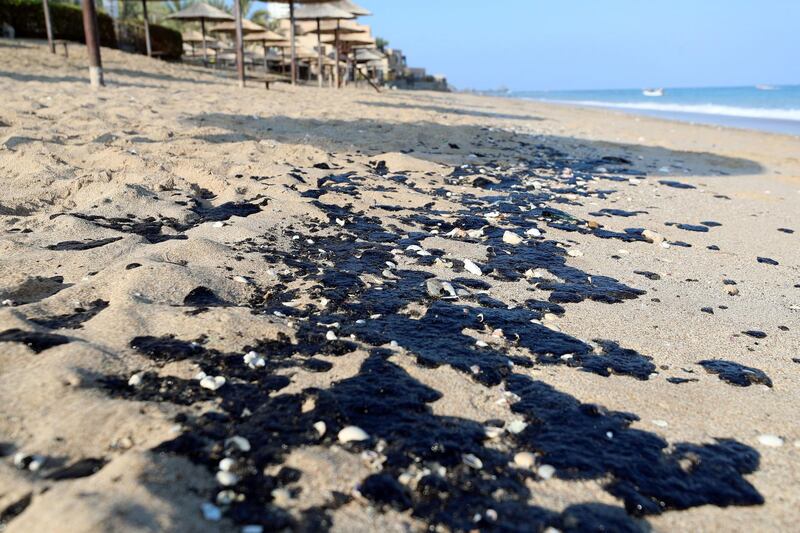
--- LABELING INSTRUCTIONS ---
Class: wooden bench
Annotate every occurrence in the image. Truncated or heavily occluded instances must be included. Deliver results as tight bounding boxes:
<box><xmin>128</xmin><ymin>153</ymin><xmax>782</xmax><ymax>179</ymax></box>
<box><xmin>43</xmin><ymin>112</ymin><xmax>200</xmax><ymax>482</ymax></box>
<box><xmin>53</xmin><ymin>39</ymin><xmax>69</xmax><ymax>57</ymax></box>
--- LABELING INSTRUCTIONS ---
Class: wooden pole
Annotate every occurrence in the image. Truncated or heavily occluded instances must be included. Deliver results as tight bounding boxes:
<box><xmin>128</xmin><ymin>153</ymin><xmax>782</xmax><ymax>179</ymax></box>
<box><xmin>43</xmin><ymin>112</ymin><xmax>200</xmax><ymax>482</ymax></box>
<box><xmin>334</xmin><ymin>20</ymin><xmax>340</xmax><ymax>88</ymax></box>
<box><xmin>289</xmin><ymin>0</ymin><xmax>296</xmax><ymax>85</ymax></box>
<box><xmin>80</xmin><ymin>0</ymin><xmax>104</xmax><ymax>87</ymax></box>
<box><xmin>42</xmin><ymin>0</ymin><xmax>55</xmax><ymax>54</ymax></box>
<box><xmin>233</xmin><ymin>0</ymin><xmax>245</xmax><ymax>87</ymax></box>
<box><xmin>263</xmin><ymin>43</ymin><xmax>268</xmax><ymax>73</ymax></box>
<box><xmin>316</xmin><ymin>18</ymin><xmax>323</xmax><ymax>88</ymax></box>
<box><xmin>281</xmin><ymin>47</ymin><xmax>286</xmax><ymax>75</ymax></box>
<box><xmin>200</xmin><ymin>18</ymin><xmax>208</xmax><ymax>67</ymax></box>
<box><xmin>141</xmin><ymin>0</ymin><xmax>151</xmax><ymax>57</ymax></box>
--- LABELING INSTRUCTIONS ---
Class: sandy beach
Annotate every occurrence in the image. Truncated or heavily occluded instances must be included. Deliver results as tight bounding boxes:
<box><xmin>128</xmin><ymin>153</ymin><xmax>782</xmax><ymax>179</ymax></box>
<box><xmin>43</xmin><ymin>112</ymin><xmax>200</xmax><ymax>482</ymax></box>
<box><xmin>1</xmin><ymin>39</ymin><xmax>799</xmax><ymax>532</ymax></box>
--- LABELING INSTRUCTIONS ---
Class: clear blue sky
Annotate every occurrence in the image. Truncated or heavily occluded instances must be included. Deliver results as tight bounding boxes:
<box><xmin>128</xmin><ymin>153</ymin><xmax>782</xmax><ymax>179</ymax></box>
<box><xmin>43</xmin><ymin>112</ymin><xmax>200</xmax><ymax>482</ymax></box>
<box><xmin>353</xmin><ymin>0</ymin><xmax>800</xmax><ymax>91</ymax></box>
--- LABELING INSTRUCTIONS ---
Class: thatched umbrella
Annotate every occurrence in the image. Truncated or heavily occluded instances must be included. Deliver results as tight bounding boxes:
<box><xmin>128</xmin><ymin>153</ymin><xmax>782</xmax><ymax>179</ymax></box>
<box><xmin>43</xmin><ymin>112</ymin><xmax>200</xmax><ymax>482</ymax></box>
<box><xmin>182</xmin><ymin>30</ymin><xmax>220</xmax><ymax>59</ymax></box>
<box><xmin>298</xmin><ymin>18</ymin><xmax>368</xmax><ymax>88</ymax></box>
<box><xmin>244</xmin><ymin>30</ymin><xmax>287</xmax><ymax>74</ymax></box>
<box><xmin>278</xmin><ymin>3</ymin><xmax>354</xmax><ymax>88</ymax></box>
<box><xmin>210</xmin><ymin>18</ymin><xmax>266</xmax><ymax>35</ymax></box>
<box><xmin>167</xmin><ymin>3</ymin><xmax>233</xmax><ymax>67</ymax></box>
<box><xmin>329</xmin><ymin>0</ymin><xmax>371</xmax><ymax>17</ymax></box>
<box><xmin>267</xmin><ymin>0</ymin><xmax>343</xmax><ymax>86</ymax></box>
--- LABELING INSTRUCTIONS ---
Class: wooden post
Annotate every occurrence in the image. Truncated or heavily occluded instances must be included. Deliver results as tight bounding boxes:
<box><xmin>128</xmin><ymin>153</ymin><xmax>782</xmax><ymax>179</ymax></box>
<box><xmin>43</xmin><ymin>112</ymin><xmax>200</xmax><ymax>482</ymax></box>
<box><xmin>334</xmin><ymin>20</ymin><xmax>340</xmax><ymax>88</ymax></box>
<box><xmin>316</xmin><ymin>18</ymin><xmax>323</xmax><ymax>88</ymax></box>
<box><xmin>289</xmin><ymin>0</ymin><xmax>296</xmax><ymax>85</ymax></box>
<box><xmin>233</xmin><ymin>0</ymin><xmax>245</xmax><ymax>87</ymax></box>
<box><xmin>141</xmin><ymin>0</ymin><xmax>151</xmax><ymax>57</ymax></box>
<box><xmin>263</xmin><ymin>43</ymin><xmax>268</xmax><ymax>73</ymax></box>
<box><xmin>200</xmin><ymin>18</ymin><xmax>208</xmax><ymax>67</ymax></box>
<box><xmin>281</xmin><ymin>47</ymin><xmax>286</xmax><ymax>75</ymax></box>
<box><xmin>42</xmin><ymin>0</ymin><xmax>55</xmax><ymax>54</ymax></box>
<box><xmin>80</xmin><ymin>0</ymin><xmax>104</xmax><ymax>87</ymax></box>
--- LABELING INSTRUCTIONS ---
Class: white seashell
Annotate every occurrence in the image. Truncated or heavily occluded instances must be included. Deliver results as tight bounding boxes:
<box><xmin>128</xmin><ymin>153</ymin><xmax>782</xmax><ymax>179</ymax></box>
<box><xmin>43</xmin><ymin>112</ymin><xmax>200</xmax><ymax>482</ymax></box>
<box><xmin>507</xmin><ymin>420</ymin><xmax>528</xmax><ymax>434</ymax></box>
<box><xmin>314</xmin><ymin>421</ymin><xmax>327</xmax><ymax>437</ymax></box>
<box><xmin>128</xmin><ymin>372</ymin><xmax>144</xmax><ymax>387</ymax></box>
<box><xmin>200</xmin><ymin>376</ymin><xmax>226</xmax><ymax>391</ymax></box>
<box><xmin>502</xmin><ymin>231</ymin><xmax>523</xmax><ymax>245</ymax></box>
<box><xmin>216</xmin><ymin>471</ymin><xmax>239</xmax><ymax>486</ymax></box>
<box><xmin>525</xmin><ymin>228</ymin><xmax>542</xmax><ymax>237</ymax></box>
<box><xmin>463</xmin><ymin>259</ymin><xmax>482</xmax><ymax>276</ymax></box>
<box><xmin>757</xmin><ymin>434</ymin><xmax>784</xmax><ymax>447</ymax></box>
<box><xmin>226</xmin><ymin>436</ymin><xmax>251</xmax><ymax>452</ymax></box>
<box><xmin>537</xmin><ymin>464</ymin><xmax>556</xmax><ymax>479</ymax></box>
<box><xmin>514</xmin><ymin>452</ymin><xmax>537</xmax><ymax>469</ymax></box>
<box><xmin>219</xmin><ymin>458</ymin><xmax>235</xmax><ymax>472</ymax></box>
<box><xmin>338</xmin><ymin>425</ymin><xmax>369</xmax><ymax>443</ymax></box>
<box><xmin>462</xmin><ymin>454</ymin><xmax>483</xmax><ymax>469</ymax></box>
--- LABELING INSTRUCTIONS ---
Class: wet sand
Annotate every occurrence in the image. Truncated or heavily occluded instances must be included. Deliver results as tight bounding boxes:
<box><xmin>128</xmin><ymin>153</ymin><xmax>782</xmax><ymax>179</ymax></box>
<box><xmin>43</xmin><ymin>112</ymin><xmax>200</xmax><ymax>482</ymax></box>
<box><xmin>1</xmin><ymin>39</ymin><xmax>799</xmax><ymax>532</ymax></box>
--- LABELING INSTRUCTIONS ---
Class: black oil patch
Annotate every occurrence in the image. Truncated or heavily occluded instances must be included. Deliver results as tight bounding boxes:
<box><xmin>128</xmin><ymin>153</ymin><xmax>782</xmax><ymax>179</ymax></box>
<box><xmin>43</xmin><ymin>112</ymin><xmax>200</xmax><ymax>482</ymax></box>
<box><xmin>0</xmin><ymin>329</ymin><xmax>70</xmax><ymax>352</ymax></box>
<box><xmin>699</xmin><ymin>360</ymin><xmax>773</xmax><ymax>387</ymax></box>
<box><xmin>46</xmin><ymin>237</ymin><xmax>123</xmax><ymax>251</ymax></box>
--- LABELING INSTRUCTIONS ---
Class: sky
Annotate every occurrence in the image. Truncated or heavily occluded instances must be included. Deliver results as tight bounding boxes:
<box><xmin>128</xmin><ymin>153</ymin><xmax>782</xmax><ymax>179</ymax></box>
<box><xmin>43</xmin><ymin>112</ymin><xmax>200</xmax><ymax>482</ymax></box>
<box><xmin>345</xmin><ymin>0</ymin><xmax>800</xmax><ymax>91</ymax></box>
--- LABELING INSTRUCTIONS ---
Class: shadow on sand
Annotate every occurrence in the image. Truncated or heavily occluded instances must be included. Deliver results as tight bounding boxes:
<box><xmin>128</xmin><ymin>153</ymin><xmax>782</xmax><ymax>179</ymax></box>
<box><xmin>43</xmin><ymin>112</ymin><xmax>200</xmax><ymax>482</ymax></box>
<box><xmin>184</xmin><ymin>113</ymin><xmax>764</xmax><ymax>177</ymax></box>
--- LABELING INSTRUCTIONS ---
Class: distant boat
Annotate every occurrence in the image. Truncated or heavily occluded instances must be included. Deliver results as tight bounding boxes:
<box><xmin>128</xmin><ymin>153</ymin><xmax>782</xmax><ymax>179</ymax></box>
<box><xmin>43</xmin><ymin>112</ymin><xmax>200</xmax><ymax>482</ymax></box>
<box><xmin>643</xmin><ymin>88</ymin><xmax>664</xmax><ymax>97</ymax></box>
<box><xmin>755</xmin><ymin>84</ymin><xmax>777</xmax><ymax>91</ymax></box>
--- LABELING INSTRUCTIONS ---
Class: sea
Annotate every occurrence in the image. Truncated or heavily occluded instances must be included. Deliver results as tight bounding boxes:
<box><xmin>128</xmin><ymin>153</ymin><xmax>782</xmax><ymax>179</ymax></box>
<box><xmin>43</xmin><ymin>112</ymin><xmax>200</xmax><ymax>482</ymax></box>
<box><xmin>512</xmin><ymin>85</ymin><xmax>800</xmax><ymax>136</ymax></box>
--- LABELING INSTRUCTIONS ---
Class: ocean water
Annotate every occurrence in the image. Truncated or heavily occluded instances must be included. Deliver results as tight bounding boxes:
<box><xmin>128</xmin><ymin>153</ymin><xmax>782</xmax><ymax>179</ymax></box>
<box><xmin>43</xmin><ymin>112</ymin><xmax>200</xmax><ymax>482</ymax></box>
<box><xmin>512</xmin><ymin>85</ymin><xmax>800</xmax><ymax>136</ymax></box>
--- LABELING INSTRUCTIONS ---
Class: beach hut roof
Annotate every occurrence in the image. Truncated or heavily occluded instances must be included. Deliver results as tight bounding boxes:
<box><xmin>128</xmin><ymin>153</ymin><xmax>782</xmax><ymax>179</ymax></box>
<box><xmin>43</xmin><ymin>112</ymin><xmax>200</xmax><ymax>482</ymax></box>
<box><xmin>330</xmin><ymin>0</ymin><xmax>372</xmax><ymax>17</ymax></box>
<box><xmin>166</xmin><ymin>2</ymin><xmax>234</xmax><ymax>21</ymax></box>
<box><xmin>243</xmin><ymin>30</ymin><xmax>287</xmax><ymax>43</ymax></box>
<box><xmin>322</xmin><ymin>31</ymin><xmax>374</xmax><ymax>46</ymax></box>
<box><xmin>182</xmin><ymin>30</ymin><xmax>220</xmax><ymax>44</ymax></box>
<box><xmin>277</xmin><ymin>3</ymin><xmax>356</xmax><ymax>21</ymax></box>
<box><xmin>210</xmin><ymin>19</ymin><xmax>266</xmax><ymax>34</ymax></box>
<box><xmin>297</xmin><ymin>19</ymin><xmax>368</xmax><ymax>35</ymax></box>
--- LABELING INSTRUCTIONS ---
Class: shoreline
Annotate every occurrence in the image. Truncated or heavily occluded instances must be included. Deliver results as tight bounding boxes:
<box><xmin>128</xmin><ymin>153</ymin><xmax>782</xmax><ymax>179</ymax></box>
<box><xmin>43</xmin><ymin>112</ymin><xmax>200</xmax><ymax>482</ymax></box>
<box><xmin>1</xmin><ymin>40</ymin><xmax>799</xmax><ymax>532</ymax></box>
<box><xmin>510</xmin><ymin>94</ymin><xmax>800</xmax><ymax>137</ymax></box>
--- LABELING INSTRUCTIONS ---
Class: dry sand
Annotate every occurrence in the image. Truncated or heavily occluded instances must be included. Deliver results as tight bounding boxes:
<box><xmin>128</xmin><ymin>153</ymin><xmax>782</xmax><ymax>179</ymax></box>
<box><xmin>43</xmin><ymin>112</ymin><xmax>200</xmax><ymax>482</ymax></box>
<box><xmin>1</xmin><ymin>39</ymin><xmax>799</xmax><ymax>532</ymax></box>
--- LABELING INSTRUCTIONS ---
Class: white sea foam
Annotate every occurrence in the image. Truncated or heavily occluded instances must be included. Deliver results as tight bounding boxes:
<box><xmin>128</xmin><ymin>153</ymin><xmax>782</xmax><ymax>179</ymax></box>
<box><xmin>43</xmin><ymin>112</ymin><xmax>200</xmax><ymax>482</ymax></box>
<box><xmin>543</xmin><ymin>100</ymin><xmax>800</xmax><ymax>122</ymax></box>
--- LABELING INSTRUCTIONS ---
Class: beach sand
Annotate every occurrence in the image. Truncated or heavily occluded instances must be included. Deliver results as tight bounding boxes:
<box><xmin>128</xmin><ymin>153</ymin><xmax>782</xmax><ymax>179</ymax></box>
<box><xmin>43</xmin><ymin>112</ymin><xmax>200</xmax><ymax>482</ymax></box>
<box><xmin>1</xmin><ymin>39</ymin><xmax>798</xmax><ymax>532</ymax></box>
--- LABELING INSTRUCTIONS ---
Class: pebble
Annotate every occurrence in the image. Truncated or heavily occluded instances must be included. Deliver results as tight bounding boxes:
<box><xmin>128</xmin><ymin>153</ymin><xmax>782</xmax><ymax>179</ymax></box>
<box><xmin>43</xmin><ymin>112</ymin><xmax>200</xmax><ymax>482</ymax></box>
<box><xmin>537</xmin><ymin>464</ymin><xmax>556</xmax><ymax>479</ymax></box>
<box><xmin>652</xmin><ymin>419</ymin><xmax>669</xmax><ymax>428</ymax></box>
<box><xmin>216</xmin><ymin>470</ymin><xmax>239</xmax><ymax>486</ymax></box>
<box><xmin>514</xmin><ymin>452</ymin><xmax>537</xmax><ymax>469</ymax></box>
<box><xmin>326</xmin><ymin>330</ymin><xmax>338</xmax><ymax>341</ymax></box>
<box><xmin>243</xmin><ymin>351</ymin><xmax>266</xmax><ymax>369</ymax></box>
<box><xmin>127</xmin><ymin>372</ymin><xmax>144</xmax><ymax>387</ymax></box>
<box><xmin>338</xmin><ymin>425</ymin><xmax>369</xmax><ymax>443</ymax></box>
<box><xmin>757</xmin><ymin>434</ymin><xmax>784</xmax><ymax>447</ymax></box>
<box><xmin>201</xmin><ymin>502</ymin><xmax>222</xmax><ymax>521</ymax></box>
<box><xmin>463</xmin><ymin>259</ymin><xmax>483</xmax><ymax>276</ymax></box>
<box><xmin>314</xmin><ymin>421</ymin><xmax>327</xmax><ymax>437</ymax></box>
<box><xmin>200</xmin><ymin>375</ymin><xmax>226</xmax><ymax>391</ymax></box>
<box><xmin>462</xmin><ymin>453</ymin><xmax>483</xmax><ymax>469</ymax></box>
<box><xmin>212</xmin><ymin>221</ymin><xmax>224</xmax><ymax>228</ymax></box>
<box><xmin>502</xmin><ymin>231</ymin><xmax>523</xmax><ymax>245</ymax></box>
<box><xmin>219</xmin><ymin>458</ymin><xmax>235</xmax><ymax>472</ymax></box>
<box><xmin>525</xmin><ymin>227</ymin><xmax>542</xmax><ymax>237</ymax></box>
<box><xmin>233</xmin><ymin>276</ymin><xmax>249</xmax><ymax>284</ymax></box>
<box><xmin>642</xmin><ymin>229</ymin><xmax>664</xmax><ymax>244</ymax></box>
